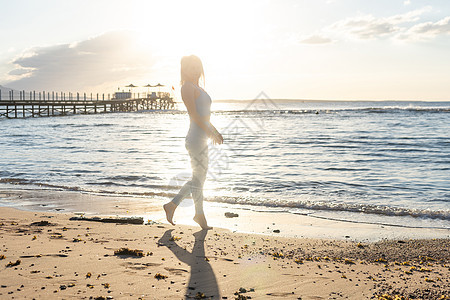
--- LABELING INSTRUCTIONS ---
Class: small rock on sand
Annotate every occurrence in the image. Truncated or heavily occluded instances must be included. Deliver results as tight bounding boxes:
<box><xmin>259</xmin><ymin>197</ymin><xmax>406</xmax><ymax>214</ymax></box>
<box><xmin>225</xmin><ymin>212</ymin><xmax>239</xmax><ymax>218</ymax></box>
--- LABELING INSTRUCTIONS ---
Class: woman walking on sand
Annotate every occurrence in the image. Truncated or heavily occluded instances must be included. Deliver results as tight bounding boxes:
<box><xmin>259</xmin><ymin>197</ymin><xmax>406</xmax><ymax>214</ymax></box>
<box><xmin>164</xmin><ymin>55</ymin><xmax>223</xmax><ymax>230</ymax></box>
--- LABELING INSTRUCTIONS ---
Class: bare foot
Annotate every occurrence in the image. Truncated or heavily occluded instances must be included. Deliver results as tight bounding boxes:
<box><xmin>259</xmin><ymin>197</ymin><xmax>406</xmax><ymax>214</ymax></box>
<box><xmin>163</xmin><ymin>202</ymin><xmax>176</xmax><ymax>226</ymax></box>
<box><xmin>193</xmin><ymin>214</ymin><xmax>213</xmax><ymax>230</ymax></box>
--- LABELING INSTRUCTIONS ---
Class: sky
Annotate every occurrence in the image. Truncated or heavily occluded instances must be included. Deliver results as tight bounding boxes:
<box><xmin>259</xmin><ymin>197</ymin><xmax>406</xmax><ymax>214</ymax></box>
<box><xmin>0</xmin><ymin>0</ymin><xmax>449</xmax><ymax>101</ymax></box>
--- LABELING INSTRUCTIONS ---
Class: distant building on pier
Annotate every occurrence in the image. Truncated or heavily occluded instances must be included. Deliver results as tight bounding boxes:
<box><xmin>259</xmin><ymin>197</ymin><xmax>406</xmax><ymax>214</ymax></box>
<box><xmin>113</xmin><ymin>92</ymin><xmax>132</xmax><ymax>99</ymax></box>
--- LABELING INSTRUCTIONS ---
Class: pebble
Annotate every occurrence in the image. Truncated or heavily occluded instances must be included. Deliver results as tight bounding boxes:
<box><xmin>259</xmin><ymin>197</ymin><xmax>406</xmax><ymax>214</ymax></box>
<box><xmin>224</xmin><ymin>212</ymin><xmax>239</xmax><ymax>218</ymax></box>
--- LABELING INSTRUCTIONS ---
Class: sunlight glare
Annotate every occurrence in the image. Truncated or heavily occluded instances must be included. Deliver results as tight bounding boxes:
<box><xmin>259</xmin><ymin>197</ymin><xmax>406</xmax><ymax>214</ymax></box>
<box><xmin>130</xmin><ymin>0</ymin><xmax>266</xmax><ymax>84</ymax></box>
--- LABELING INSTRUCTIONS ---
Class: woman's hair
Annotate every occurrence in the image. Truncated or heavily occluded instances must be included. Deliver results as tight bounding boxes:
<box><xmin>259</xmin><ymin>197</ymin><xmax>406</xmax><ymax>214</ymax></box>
<box><xmin>180</xmin><ymin>55</ymin><xmax>205</xmax><ymax>86</ymax></box>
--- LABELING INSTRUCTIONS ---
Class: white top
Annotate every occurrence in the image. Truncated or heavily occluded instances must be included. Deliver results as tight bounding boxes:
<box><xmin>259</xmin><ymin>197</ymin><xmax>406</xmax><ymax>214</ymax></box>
<box><xmin>186</xmin><ymin>86</ymin><xmax>211</xmax><ymax>146</ymax></box>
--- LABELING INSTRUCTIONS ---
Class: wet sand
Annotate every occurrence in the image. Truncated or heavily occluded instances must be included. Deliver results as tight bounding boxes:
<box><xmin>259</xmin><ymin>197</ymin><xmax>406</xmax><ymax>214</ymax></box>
<box><xmin>1</xmin><ymin>187</ymin><xmax>449</xmax><ymax>242</ymax></box>
<box><xmin>0</xmin><ymin>206</ymin><xmax>449</xmax><ymax>299</ymax></box>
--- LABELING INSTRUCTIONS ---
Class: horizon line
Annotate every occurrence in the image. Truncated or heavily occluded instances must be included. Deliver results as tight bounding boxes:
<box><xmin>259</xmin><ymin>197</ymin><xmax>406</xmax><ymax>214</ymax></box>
<box><xmin>1</xmin><ymin>86</ymin><xmax>448</xmax><ymax>103</ymax></box>
<box><xmin>191</xmin><ymin>98</ymin><xmax>450</xmax><ymax>103</ymax></box>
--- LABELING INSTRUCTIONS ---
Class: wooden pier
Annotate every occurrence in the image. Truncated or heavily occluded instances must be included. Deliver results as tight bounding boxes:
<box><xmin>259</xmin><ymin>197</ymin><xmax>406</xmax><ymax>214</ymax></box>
<box><xmin>0</xmin><ymin>89</ymin><xmax>175</xmax><ymax>119</ymax></box>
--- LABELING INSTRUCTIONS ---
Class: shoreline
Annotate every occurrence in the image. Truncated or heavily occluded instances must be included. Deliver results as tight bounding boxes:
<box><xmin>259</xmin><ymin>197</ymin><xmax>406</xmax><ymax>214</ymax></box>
<box><xmin>0</xmin><ymin>206</ymin><xmax>449</xmax><ymax>299</ymax></box>
<box><xmin>1</xmin><ymin>186</ymin><xmax>449</xmax><ymax>242</ymax></box>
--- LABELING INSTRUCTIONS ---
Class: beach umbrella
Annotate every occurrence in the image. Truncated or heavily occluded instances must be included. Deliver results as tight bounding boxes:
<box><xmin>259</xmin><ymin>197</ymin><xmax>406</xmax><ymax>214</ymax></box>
<box><xmin>143</xmin><ymin>84</ymin><xmax>153</xmax><ymax>96</ymax></box>
<box><xmin>125</xmin><ymin>84</ymin><xmax>137</xmax><ymax>97</ymax></box>
<box><xmin>155</xmin><ymin>83</ymin><xmax>164</xmax><ymax>94</ymax></box>
<box><xmin>125</xmin><ymin>84</ymin><xmax>137</xmax><ymax>88</ymax></box>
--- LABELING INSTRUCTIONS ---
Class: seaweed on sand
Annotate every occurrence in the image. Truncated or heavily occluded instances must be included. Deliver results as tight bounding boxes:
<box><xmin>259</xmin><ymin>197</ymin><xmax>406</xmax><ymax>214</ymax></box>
<box><xmin>114</xmin><ymin>248</ymin><xmax>144</xmax><ymax>257</ymax></box>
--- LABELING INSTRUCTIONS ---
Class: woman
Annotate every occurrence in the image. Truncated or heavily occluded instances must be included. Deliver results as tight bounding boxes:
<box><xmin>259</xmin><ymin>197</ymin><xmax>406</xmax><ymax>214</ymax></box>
<box><xmin>164</xmin><ymin>55</ymin><xmax>223</xmax><ymax>230</ymax></box>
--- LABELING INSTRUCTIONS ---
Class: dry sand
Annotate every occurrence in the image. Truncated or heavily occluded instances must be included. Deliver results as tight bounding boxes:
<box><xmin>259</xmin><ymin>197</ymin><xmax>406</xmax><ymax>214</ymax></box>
<box><xmin>0</xmin><ymin>207</ymin><xmax>449</xmax><ymax>299</ymax></box>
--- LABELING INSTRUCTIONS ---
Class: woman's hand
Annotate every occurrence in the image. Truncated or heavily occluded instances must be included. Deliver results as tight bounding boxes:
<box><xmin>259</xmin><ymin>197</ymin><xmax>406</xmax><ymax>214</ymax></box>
<box><xmin>212</xmin><ymin>131</ymin><xmax>224</xmax><ymax>145</ymax></box>
<box><xmin>210</xmin><ymin>127</ymin><xmax>223</xmax><ymax>145</ymax></box>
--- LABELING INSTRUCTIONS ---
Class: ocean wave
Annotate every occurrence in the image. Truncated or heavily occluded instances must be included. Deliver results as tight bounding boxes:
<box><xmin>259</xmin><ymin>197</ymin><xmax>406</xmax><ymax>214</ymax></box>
<box><xmin>207</xmin><ymin>195</ymin><xmax>450</xmax><ymax>222</ymax></box>
<box><xmin>0</xmin><ymin>178</ymin><xmax>175</xmax><ymax>198</ymax></box>
<box><xmin>1</xmin><ymin>177</ymin><xmax>448</xmax><ymax>222</ymax></box>
<box><xmin>213</xmin><ymin>106</ymin><xmax>450</xmax><ymax>115</ymax></box>
<box><xmin>100</xmin><ymin>175</ymin><xmax>163</xmax><ymax>182</ymax></box>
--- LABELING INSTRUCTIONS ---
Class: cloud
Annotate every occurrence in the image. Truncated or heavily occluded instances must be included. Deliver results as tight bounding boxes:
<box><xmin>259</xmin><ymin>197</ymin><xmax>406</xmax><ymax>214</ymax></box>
<box><xmin>8</xmin><ymin>68</ymin><xmax>33</xmax><ymax>76</ymax></box>
<box><xmin>337</xmin><ymin>17</ymin><xmax>397</xmax><ymax>39</ymax></box>
<box><xmin>398</xmin><ymin>16</ymin><xmax>450</xmax><ymax>40</ymax></box>
<box><xmin>404</xmin><ymin>0</ymin><xmax>411</xmax><ymax>6</ymax></box>
<box><xmin>331</xmin><ymin>6</ymin><xmax>432</xmax><ymax>39</ymax></box>
<box><xmin>3</xmin><ymin>31</ymin><xmax>154</xmax><ymax>91</ymax></box>
<box><xmin>299</xmin><ymin>35</ymin><xmax>333</xmax><ymax>44</ymax></box>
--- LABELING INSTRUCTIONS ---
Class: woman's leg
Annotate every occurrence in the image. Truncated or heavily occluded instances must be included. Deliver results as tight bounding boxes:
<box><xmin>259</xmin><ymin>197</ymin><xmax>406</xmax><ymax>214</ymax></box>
<box><xmin>168</xmin><ymin>142</ymin><xmax>208</xmax><ymax>208</ymax></box>
<box><xmin>164</xmin><ymin>142</ymin><xmax>209</xmax><ymax>227</ymax></box>
<box><xmin>164</xmin><ymin>179</ymin><xmax>192</xmax><ymax>225</ymax></box>
<box><xmin>189</xmin><ymin>144</ymin><xmax>212</xmax><ymax>229</ymax></box>
<box><xmin>171</xmin><ymin>180</ymin><xmax>192</xmax><ymax>206</ymax></box>
<box><xmin>189</xmin><ymin>145</ymin><xmax>208</xmax><ymax>215</ymax></box>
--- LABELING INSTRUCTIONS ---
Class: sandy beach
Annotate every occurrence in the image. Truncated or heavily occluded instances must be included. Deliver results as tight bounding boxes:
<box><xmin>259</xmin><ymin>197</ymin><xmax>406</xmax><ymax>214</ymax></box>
<box><xmin>2</xmin><ymin>1</ymin><xmax>450</xmax><ymax>299</ymax></box>
<box><xmin>1</xmin><ymin>204</ymin><xmax>449</xmax><ymax>299</ymax></box>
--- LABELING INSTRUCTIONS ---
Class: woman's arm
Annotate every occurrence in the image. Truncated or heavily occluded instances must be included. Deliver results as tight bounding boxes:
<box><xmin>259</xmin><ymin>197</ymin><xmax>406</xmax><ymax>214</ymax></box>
<box><xmin>181</xmin><ymin>84</ymin><xmax>223</xmax><ymax>145</ymax></box>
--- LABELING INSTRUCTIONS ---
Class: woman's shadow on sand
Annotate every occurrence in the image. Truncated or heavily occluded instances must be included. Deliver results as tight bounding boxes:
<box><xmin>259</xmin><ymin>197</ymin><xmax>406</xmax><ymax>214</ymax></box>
<box><xmin>158</xmin><ymin>229</ymin><xmax>220</xmax><ymax>299</ymax></box>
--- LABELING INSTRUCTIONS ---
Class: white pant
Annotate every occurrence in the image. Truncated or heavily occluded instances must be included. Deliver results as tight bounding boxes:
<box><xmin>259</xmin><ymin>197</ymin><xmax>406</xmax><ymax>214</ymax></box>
<box><xmin>171</xmin><ymin>141</ymin><xmax>208</xmax><ymax>215</ymax></box>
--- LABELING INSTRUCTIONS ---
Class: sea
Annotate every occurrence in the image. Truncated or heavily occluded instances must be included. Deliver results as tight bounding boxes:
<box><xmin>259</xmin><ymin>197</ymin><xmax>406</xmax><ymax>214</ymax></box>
<box><xmin>1</xmin><ymin>98</ymin><xmax>449</xmax><ymax>230</ymax></box>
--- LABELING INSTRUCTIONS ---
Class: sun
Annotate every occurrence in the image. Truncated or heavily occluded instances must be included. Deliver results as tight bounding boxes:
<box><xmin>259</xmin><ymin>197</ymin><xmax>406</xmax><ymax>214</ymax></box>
<box><xmin>130</xmin><ymin>0</ymin><xmax>262</xmax><ymax>71</ymax></box>
<box><xmin>124</xmin><ymin>0</ymin><xmax>270</xmax><ymax>101</ymax></box>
